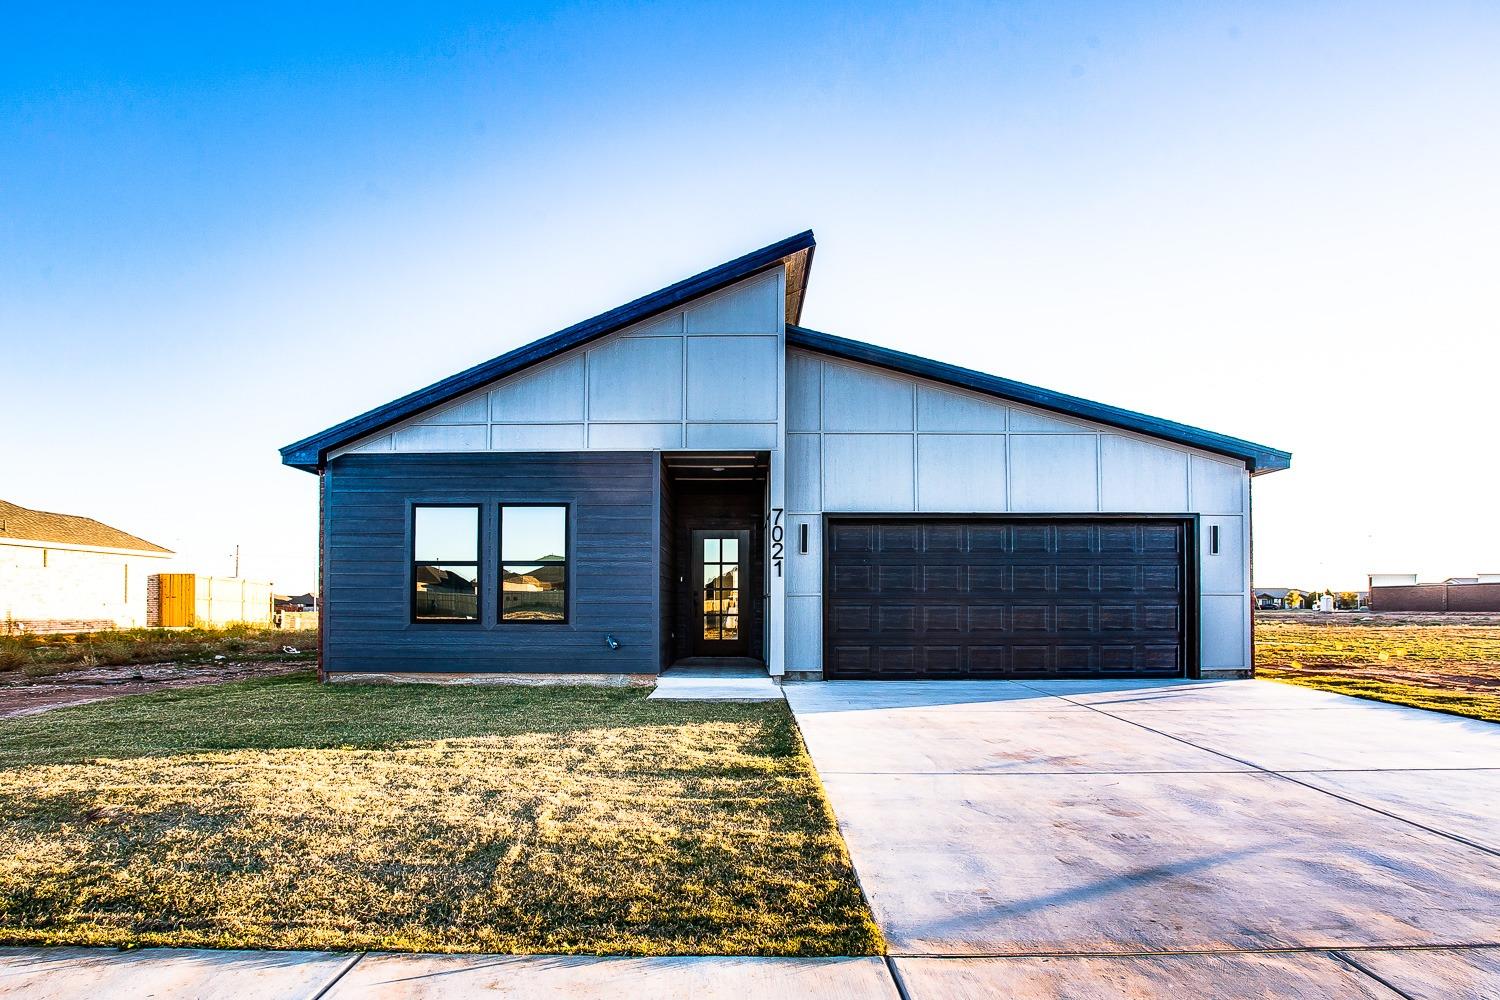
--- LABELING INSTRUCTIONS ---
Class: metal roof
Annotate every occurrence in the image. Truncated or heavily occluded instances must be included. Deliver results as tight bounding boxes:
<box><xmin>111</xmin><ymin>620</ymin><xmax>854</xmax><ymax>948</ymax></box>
<box><xmin>787</xmin><ymin>325</ymin><xmax>1291</xmax><ymax>474</ymax></box>
<box><xmin>280</xmin><ymin>231</ymin><xmax>817</xmax><ymax>470</ymax></box>
<box><xmin>281</xmin><ymin>229</ymin><xmax>1290</xmax><ymax>475</ymax></box>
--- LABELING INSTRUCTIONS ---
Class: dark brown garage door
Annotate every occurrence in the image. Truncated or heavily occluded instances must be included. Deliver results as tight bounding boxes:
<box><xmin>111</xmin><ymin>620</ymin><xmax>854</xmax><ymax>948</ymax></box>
<box><xmin>824</xmin><ymin>518</ymin><xmax>1193</xmax><ymax>679</ymax></box>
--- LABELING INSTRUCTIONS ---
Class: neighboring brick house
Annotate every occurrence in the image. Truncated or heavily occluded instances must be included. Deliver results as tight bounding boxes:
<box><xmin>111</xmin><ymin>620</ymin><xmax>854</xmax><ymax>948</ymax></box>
<box><xmin>0</xmin><ymin>499</ymin><xmax>174</xmax><ymax>633</ymax></box>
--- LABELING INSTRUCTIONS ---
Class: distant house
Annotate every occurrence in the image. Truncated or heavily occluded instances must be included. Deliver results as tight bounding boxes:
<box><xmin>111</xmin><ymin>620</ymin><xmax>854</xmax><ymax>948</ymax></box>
<box><xmin>275</xmin><ymin>593</ymin><xmax>318</xmax><ymax>612</ymax></box>
<box><xmin>0</xmin><ymin>499</ymin><xmax>173</xmax><ymax>633</ymax></box>
<box><xmin>1254</xmin><ymin>588</ymin><xmax>1292</xmax><ymax>610</ymax></box>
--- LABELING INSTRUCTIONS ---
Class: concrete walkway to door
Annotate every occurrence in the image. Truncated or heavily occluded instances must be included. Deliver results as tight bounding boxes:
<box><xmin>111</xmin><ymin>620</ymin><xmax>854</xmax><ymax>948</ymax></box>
<box><xmin>785</xmin><ymin>678</ymin><xmax>1500</xmax><ymax>998</ymax></box>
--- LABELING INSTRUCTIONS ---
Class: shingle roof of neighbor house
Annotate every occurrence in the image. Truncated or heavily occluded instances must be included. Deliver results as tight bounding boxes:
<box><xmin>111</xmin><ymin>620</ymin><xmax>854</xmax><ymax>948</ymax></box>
<box><xmin>0</xmin><ymin>499</ymin><xmax>173</xmax><ymax>554</ymax></box>
<box><xmin>281</xmin><ymin>230</ymin><xmax>1291</xmax><ymax>474</ymax></box>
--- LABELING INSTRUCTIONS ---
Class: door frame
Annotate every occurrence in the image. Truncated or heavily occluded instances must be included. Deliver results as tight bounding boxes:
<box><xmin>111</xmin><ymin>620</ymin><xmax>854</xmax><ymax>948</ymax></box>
<box><xmin>821</xmin><ymin>513</ymin><xmax>1201</xmax><ymax>680</ymax></box>
<box><xmin>690</xmin><ymin>528</ymin><xmax>752</xmax><ymax>657</ymax></box>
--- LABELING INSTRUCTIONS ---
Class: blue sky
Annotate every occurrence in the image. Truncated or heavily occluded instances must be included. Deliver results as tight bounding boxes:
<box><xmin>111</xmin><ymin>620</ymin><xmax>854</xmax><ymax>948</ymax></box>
<box><xmin>4</xmin><ymin>2</ymin><xmax>1497</xmax><ymax>592</ymax></box>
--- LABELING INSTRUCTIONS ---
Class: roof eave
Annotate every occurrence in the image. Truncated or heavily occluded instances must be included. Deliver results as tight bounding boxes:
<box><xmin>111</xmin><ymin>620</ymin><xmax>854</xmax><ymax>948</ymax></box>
<box><xmin>280</xmin><ymin>230</ymin><xmax>817</xmax><ymax>472</ymax></box>
<box><xmin>787</xmin><ymin>325</ymin><xmax>1292</xmax><ymax>475</ymax></box>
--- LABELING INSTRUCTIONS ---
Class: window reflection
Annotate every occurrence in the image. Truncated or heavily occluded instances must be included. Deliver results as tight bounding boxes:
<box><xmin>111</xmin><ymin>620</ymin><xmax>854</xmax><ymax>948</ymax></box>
<box><xmin>414</xmin><ymin>564</ymin><xmax>480</xmax><ymax>621</ymax></box>
<box><xmin>702</xmin><ymin>538</ymin><xmax>740</xmax><ymax>641</ymax></box>
<box><xmin>502</xmin><ymin>506</ymin><xmax>568</xmax><ymax>622</ymax></box>
<box><xmin>412</xmin><ymin>505</ymin><xmax>481</xmax><ymax>623</ymax></box>
<box><xmin>502</xmin><ymin>563</ymin><xmax>566</xmax><ymax>621</ymax></box>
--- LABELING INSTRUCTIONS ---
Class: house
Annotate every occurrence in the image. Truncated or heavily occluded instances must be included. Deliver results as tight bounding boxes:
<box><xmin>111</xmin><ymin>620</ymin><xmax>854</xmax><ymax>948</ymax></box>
<box><xmin>1254</xmin><ymin>588</ymin><xmax>1292</xmax><ymax>610</ymax></box>
<box><xmin>281</xmin><ymin>231</ymin><xmax>1291</xmax><ymax>682</ymax></box>
<box><xmin>275</xmin><ymin>593</ymin><xmax>318</xmax><ymax>612</ymax></box>
<box><xmin>0</xmin><ymin>498</ymin><xmax>174</xmax><ymax>633</ymax></box>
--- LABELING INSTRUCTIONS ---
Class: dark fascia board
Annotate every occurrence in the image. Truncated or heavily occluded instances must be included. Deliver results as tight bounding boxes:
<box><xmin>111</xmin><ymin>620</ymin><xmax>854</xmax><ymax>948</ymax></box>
<box><xmin>280</xmin><ymin>230</ymin><xmax>817</xmax><ymax>471</ymax></box>
<box><xmin>787</xmin><ymin>325</ymin><xmax>1292</xmax><ymax>474</ymax></box>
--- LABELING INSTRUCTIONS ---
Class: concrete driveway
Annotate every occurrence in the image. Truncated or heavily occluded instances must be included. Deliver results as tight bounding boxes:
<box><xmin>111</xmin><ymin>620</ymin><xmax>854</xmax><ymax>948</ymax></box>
<box><xmin>785</xmin><ymin>678</ymin><xmax>1500</xmax><ymax>998</ymax></box>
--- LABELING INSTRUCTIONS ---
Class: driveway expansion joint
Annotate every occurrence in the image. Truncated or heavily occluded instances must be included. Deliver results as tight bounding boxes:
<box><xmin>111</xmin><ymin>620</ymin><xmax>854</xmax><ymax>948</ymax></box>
<box><xmin>883</xmin><ymin>955</ymin><xmax>915</xmax><ymax>1000</ymax></box>
<box><xmin>306</xmin><ymin>951</ymin><xmax>364</xmax><ymax>1000</ymax></box>
<box><xmin>1046</xmin><ymin>689</ymin><xmax>1500</xmax><ymax>859</ymax></box>
<box><xmin>1332</xmin><ymin>951</ymin><xmax>1419</xmax><ymax>1000</ymax></box>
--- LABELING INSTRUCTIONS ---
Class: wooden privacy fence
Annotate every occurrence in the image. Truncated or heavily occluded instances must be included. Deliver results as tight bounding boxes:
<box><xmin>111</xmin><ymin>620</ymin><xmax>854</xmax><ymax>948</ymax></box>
<box><xmin>148</xmin><ymin>574</ymin><xmax>274</xmax><ymax>627</ymax></box>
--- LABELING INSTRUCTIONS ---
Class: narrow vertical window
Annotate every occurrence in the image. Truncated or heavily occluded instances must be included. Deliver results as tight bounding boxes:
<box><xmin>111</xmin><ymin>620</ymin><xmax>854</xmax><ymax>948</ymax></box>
<box><xmin>412</xmin><ymin>505</ymin><xmax>481</xmax><ymax>622</ymax></box>
<box><xmin>123</xmin><ymin>563</ymin><xmax>129</xmax><ymax>602</ymax></box>
<box><xmin>501</xmin><ymin>505</ymin><xmax>567</xmax><ymax>623</ymax></box>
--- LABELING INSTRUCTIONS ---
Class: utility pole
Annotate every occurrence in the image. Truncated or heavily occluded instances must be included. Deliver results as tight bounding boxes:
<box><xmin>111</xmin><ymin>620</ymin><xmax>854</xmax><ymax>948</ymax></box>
<box><xmin>233</xmin><ymin>544</ymin><xmax>240</xmax><ymax>578</ymax></box>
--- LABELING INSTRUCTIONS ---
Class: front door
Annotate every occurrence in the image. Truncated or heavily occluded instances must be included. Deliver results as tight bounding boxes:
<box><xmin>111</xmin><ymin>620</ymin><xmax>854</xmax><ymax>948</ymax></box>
<box><xmin>692</xmin><ymin>529</ymin><xmax>750</xmax><ymax>656</ymax></box>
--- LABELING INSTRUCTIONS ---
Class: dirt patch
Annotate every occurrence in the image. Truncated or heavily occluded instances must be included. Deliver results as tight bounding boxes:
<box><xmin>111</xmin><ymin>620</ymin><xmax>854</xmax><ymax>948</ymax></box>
<box><xmin>1255</xmin><ymin>614</ymin><xmax>1500</xmax><ymax>721</ymax></box>
<box><xmin>0</xmin><ymin>661</ymin><xmax>307</xmax><ymax>719</ymax></box>
<box><xmin>1257</xmin><ymin>610</ymin><xmax>1500</xmax><ymax>627</ymax></box>
<box><xmin>1274</xmin><ymin>661</ymin><xmax>1500</xmax><ymax>694</ymax></box>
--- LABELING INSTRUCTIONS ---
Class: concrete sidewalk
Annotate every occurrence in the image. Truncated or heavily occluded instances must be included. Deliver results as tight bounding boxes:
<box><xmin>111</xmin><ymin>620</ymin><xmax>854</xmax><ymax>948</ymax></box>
<box><xmin>0</xmin><ymin>949</ymin><xmax>895</xmax><ymax>999</ymax></box>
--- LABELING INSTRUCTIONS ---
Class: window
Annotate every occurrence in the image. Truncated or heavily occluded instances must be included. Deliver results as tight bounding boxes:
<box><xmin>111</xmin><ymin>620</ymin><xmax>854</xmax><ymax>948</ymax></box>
<box><xmin>412</xmin><ymin>505</ymin><xmax>480</xmax><ymax>622</ymax></box>
<box><xmin>501</xmin><ymin>505</ymin><xmax>567</xmax><ymax>622</ymax></box>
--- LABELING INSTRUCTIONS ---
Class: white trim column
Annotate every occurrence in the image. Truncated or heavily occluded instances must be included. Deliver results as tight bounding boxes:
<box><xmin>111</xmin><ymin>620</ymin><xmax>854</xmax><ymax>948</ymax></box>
<box><xmin>766</xmin><ymin>446</ymin><xmax>786</xmax><ymax>677</ymax></box>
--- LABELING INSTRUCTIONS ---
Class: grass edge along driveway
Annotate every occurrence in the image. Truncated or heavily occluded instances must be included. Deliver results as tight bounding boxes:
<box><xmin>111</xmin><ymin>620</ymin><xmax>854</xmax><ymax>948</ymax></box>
<box><xmin>0</xmin><ymin>673</ymin><xmax>882</xmax><ymax>957</ymax></box>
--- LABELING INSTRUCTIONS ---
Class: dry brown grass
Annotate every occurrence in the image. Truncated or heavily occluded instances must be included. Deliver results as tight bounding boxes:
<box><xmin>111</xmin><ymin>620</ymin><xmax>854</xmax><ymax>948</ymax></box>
<box><xmin>0</xmin><ymin>674</ymin><xmax>880</xmax><ymax>956</ymax></box>
<box><xmin>1256</xmin><ymin>615</ymin><xmax>1500</xmax><ymax>722</ymax></box>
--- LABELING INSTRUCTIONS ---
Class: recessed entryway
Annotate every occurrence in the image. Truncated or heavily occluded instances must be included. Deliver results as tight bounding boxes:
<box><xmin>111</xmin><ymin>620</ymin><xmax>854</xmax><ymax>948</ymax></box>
<box><xmin>660</xmin><ymin>452</ymin><xmax>768</xmax><ymax>670</ymax></box>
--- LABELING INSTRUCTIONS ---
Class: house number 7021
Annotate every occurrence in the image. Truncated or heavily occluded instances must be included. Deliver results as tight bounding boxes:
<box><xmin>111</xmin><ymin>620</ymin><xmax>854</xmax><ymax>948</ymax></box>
<box><xmin>769</xmin><ymin>508</ymin><xmax>784</xmax><ymax>578</ymax></box>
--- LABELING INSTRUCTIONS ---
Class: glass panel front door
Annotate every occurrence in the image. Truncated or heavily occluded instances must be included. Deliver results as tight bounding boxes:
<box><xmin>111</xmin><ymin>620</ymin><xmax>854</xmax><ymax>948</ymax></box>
<box><xmin>702</xmin><ymin>535</ymin><xmax>740</xmax><ymax>641</ymax></box>
<box><xmin>692</xmin><ymin>529</ymin><xmax>751</xmax><ymax>655</ymax></box>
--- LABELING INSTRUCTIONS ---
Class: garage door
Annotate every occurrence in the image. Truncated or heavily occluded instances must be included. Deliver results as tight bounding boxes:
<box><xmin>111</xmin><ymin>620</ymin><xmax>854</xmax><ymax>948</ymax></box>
<box><xmin>824</xmin><ymin>518</ymin><xmax>1191</xmax><ymax>679</ymax></box>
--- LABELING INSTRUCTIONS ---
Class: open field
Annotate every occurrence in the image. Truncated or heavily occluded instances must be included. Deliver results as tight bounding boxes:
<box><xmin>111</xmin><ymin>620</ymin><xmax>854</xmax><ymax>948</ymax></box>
<box><xmin>0</xmin><ymin>674</ymin><xmax>880</xmax><ymax>956</ymax></box>
<box><xmin>1256</xmin><ymin>611</ymin><xmax>1500</xmax><ymax>722</ymax></box>
<box><xmin>0</xmin><ymin>626</ymin><xmax>318</xmax><ymax>719</ymax></box>
<box><xmin>0</xmin><ymin>625</ymin><xmax>316</xmax><ymax>677</ymax></box>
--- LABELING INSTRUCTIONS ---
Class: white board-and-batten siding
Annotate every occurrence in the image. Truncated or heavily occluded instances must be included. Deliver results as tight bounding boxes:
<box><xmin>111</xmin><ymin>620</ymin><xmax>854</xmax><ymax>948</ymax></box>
<box><xmin>331</xmin><ymin>269</ymin><xmax>787</xmax><ymax>458</ymax></box>
<box><xmin>781</xmin><ymin>349</ymin><xmax>1254</xmax><ymax>673</ymax></box>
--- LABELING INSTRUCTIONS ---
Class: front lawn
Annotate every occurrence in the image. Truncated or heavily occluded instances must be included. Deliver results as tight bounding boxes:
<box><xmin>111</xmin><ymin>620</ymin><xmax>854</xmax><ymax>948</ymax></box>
<box><xmin>0</xmin><ymin>674</ymin><xmax>880</xmax><ymax>956</ymax></box>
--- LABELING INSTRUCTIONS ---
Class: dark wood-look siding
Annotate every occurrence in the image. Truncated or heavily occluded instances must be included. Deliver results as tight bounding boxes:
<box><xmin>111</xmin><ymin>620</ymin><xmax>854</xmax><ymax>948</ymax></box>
<box><xmin>658</xmin><ymin>461</ymin><xmax>677</xmax><ymax>669</ymax></box>
<box><xmin>325</xmin><ymin>452</ymin><xmax>658</xmax><ymax>675</ymax></box>
<box><xmin>670</xmin><ymin>485</ymin><xmax>764</xmax><ymax>663</ymax></box>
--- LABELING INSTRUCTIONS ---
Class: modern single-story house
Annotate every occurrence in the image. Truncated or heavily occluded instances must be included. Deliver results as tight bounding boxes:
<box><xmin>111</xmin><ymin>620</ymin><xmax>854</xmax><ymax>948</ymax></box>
<box><xmin>281</xmin><ymin>231</ymin><xmax>1291</xmax><ymax>682</ymax></box>
<box><xmin>0</xmin><ymin>499</ymin><xmax>174</xmax><ymax>633</ymax></box>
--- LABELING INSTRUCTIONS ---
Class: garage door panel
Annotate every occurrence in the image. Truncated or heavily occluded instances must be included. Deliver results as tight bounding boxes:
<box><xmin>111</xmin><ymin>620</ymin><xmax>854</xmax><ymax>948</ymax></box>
<box><xmin>831</xmin><ymin>563</ymin><xmax>871</xmax><ymax>593</ymax></box>
<box><xmin>924</xmin><ymin>565</ymin><xmax>963</xmax><ymax>591</ymax></box>
<box><xmin>825</xmin><ymin>517</ymin><xmax>1190</xmax><ymax>680</ymax></box>
<box><xmin>922</xmin><ymin>524</ymin><xmax>964</xmax><ymax>552</ymax></box>
<box><xmin>969</xmin><ymin>566</ymin><xmax>1011</xmax><ymax>593</ymax></box>
<box><xmin>1057</xmin><ymin>566</ymin><xmax>1095</xmax><ymax>591</ymax></box>
<box><xmin>879</xmin><ymin>565</ymin><xmax>918</xmax><ymax>592</ymax></box>
<box><xmin>833</xmin><ymin>605</ymin><xmax>872</xmax><ymax>632</ymax></box>
<box><xmin>924</xmin><ymin>606</ymin><xmax>962</xmax><ymax>632</ymax></box>
<box><xmin>968</xmin><ymin>525</ymin><xmax>1009</xmax><ymax>551</ymax></box>
<box><xmin>1144</xmin><ymin>565</ymin><xmax>1180</xmax><ymax>590</ymax></box>
<box><xmin>879</xmin><ymin>606</ymin><xmax>916</xmax><ymax>632</ymax></box>
<box><xmin>1056</xmin><ymin>605</ymin><xmax>1096</xmax><ymax>631</ymax></box>
<box><xmin>1013</xmin><ymin>525</ymin><xmax>1051</xmax><ymax>551</ymax></box>
<box><xmin>830</xmin><ymin>524</ymin><xmax>875</xmax><ymax>552</ymax></box>
<box><xmin>968</xmin><ymin>606</ymin><xmax>1008</xmax><ymax>631</ymax></box>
